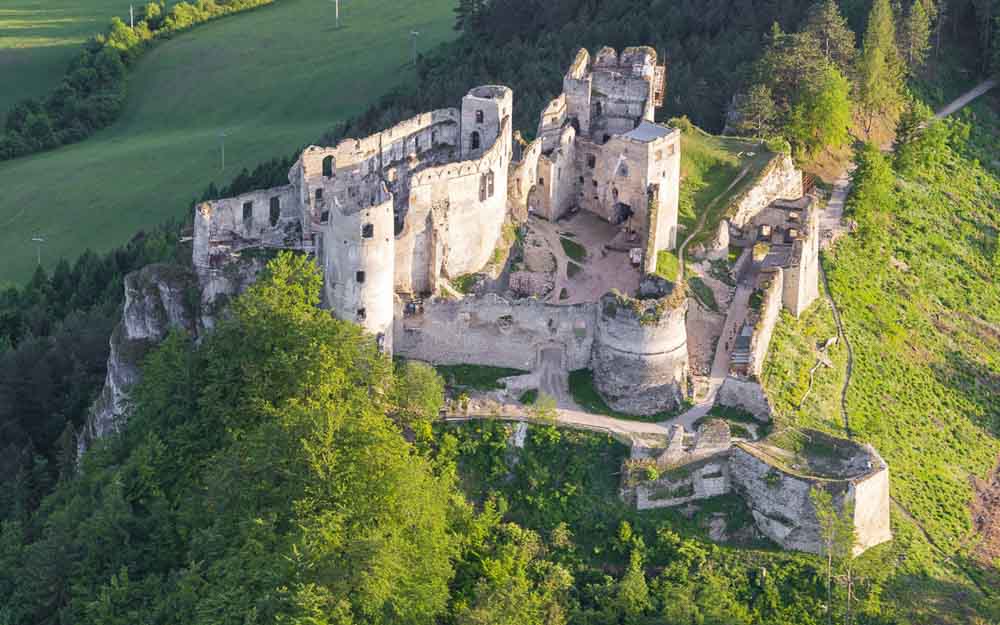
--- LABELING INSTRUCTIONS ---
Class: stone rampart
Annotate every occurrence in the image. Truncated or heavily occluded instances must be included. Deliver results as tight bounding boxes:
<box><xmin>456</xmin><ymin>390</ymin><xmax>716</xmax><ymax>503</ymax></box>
<box><xmin>728</xmin><ymin>153</ymin><xmax>803</xmax><ymax>228</ymax></box>
<box><xmin>717</xmin><ymin>376</ymin><xmax>773</xmax><ymax>420</ymax></box>
<box><xmin>394</xmin><ymin>293</ymin><xmax>596</xmax><ymax>371</ymax></box>
<box><xmin>749</xmin><ymin>268</ymin><xmax>783</xmax><ymax>377</ymax></box>
<box><xmin>592</xmin><ymin>292</ymin><xmax>688</xmax><ymax>415</ymax></box>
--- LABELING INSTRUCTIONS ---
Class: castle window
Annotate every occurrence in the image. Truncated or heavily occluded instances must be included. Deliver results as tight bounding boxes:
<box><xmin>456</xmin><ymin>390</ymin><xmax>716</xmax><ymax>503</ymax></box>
<box><xmin>579</xmin><ymin>176</ymin><xmax>584</xmax><ymax>184</ymax></box>
<box><xmin>538</xmin><ymin>177</ymin><xmax>544</xmax><ymax>186</ymax></box>
<box><xmin>470</xmin><ymin>131</ymin><xmax>481</xmax><ymax>150</ymax></box>
<box><xmin>321</xmin><ymin>210</ymin><xmax>330</xmax><ymax>223</ymax></box>
<box><xmin>362</xmin><ymin>223</ymin><xmax>374</xmax><ymax>238</ymax></box>
<box><xmin>349</xmin><ymin>186</ymin><xmax>357</xmax><ymax>198</ymax></box>
<box><xmin>595</xmin><ymin>101</ymin><xmax>602</xmax><ymax>117</ymax></box>
<box><xmin>356</xmin><ymin>270</ymin><xmax>366</xmax><ymax>283</ymax></box>
<box><xmin>516</xmin><ymin>178</ymin><xmax>522</xmax><ymax>194</ymax></box>
<box><xmin>666</xmin><ymin>144</ymin><xmax>675</xmax><ymax>156</ymax></box>
<box><xmin>479</xmin><ymin>174</ymin><xmax>488</xmax><ymax>202</ymax></box>
<box><xmin>475</xmin><ymin>110</ymin><xmax>484</xmax><ymax>124</ymax></box>
<box><xmin>242</xmin><ymin>201</ymin><xmax>253</xmax><ymax>222</ymax></box>
<box><xmin>322</xmin><ymin>155</ymin><xmax>334</xmax><ymax>178</ymax></box>
<box><xmin>269</xmin><ymin>197</ymin><xmax>280</xmax><ymax>226</ymax></box>
<box><xmin>357</xmin><ymin>308</ymin><xmax>366</xmax><ymax>321</ymax></box>
<box><xmin>414</xmin><ymin>136</ymin><xmax>420</xmax><ymax>152</ymax></box>
<box><xmin>655</xmin><ymin>150</ymin><xmax>663</xmax><ymax>161</ymax></box>
<box><xmin>487</xmin><ymin>171</ymin><xmax>495</xmax><ymax>197</ymax></box>
<box><xmin>592</xmin><ymin>180</ymin><xmax>598</xmax><ymax>188</ymax></box>
<box><xmin>315</xmin><ymin>188</ymin><xmax>323</xmax><ymax>202</ymax></box>
<box><xmin>619</xmin><ymin>164</ymin><xmax>629</xmax><ymax>177</ymax></box>
<box><xmin>586</xmin><ymin>154</ymin><xmax>596</xmax><ymax>168</ymax></box>
<box><xmin>431</xmin><ymin>130</ymin><xmax>437</xmax><ymax>145</ymax></box>
<box><xmin>603</xmin><ymin>134</ymin><xmax>611</xmax><ymax>143</ymax></box>
<box><xmin>612</xmin><ymin>187</ymin><xmax>619</xmax><ymax>200</ymax></box>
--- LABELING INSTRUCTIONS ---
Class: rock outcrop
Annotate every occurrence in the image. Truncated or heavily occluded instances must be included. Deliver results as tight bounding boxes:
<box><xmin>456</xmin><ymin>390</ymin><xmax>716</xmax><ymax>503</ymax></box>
<box><xmin>78</xmin><ymin>264</ymin><xmax>198</xmax><ymax>454</ymax></box>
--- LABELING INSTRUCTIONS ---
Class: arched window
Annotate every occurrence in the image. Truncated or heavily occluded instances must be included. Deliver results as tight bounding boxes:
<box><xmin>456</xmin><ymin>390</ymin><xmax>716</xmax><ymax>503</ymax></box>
<box><xmin>269</xmin><ymin>197</ymin><xmax>280</xmax><ymax>226</ymax></box>
<box><xmin>322</xmin><ymin>155</ymin><xmax>334</xmax><ymax>178</ymax></box>
<box><xmin>595</xmin><ymin>101</ymin><xmax>602</xmax><ymax>117</ymax></box>
<box><xmin>475</xmin><ymin>110</ymin><xmax>484</xmax><ymax>123</ymax></box>
<box><xmin>470</xmin><ymin>131</ymin><xmax>481</xmax><ymax>150</ymax></box>
<box><xmin>242</xmin><ymin>201</ymin><xmax>253</xmax><ymax>223</ymax></box>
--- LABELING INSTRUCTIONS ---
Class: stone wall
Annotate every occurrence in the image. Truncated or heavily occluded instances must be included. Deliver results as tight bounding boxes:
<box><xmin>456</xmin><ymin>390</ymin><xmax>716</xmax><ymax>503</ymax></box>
<box><xmin>592</xmin><ymin>292</ymin><xmax>688</xmax><ymax>415</ymax></box>
<box><xmin>321</xmin><ymin>185</ymin><xmax>396</xmax><ymax>350</ymax></box>
<box><xmin>782</xmin><ymin>204</ymin><xmax>821</xmax><ymax>317</ymax></box>
<box><xmin>749</xmin><ymin>268</ymin><xmax>783</xmax><ymax>377</ymax></box>
<box><xmin>717</xmin><ymin>376</ymin><xmax>773</xmax><ymax>420</ymax></box>
<box><xmin>729</xmin><ymin>439</ymin><xmax>892</xmax><ymax>554</ymax></box>
<box><xmin>728</xmin><ymin>153</ymin><xmax>803</xmax><ymax>228</ymax></box>
<box><xmin>636</xmin><ymin>456</ymin><xmax>731</xmax><ymax>509</ymax></box>
<box><xmin>394</xmin><ymin>293</ymin><xmax>596</xmax><ymax>371</ymax></box>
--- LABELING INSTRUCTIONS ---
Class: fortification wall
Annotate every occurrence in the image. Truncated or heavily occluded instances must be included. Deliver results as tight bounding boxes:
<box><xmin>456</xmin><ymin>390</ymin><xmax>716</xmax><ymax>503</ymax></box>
<box><xmin>636</xmin><ymin>456</ymin><xmax>731</xmax><ymax>510</ymax></box>
<box><xmin>510</xmin><ymin>136</ymin><xmax>543</xmax><ymax>220</ymax></box>
<box><xmin>321</xmin><ymin>189</ymin><xmax>396</xmax><ymax>349</ymax></box>
<box><xmin>462</xmin><ymin>85</ymin><xmax>512</xmax><ymax>159</ymax></box>
<box><xmin>407</xmin><ymin>116</ymin><xmax>512</xmax><ymax>279</ymax></box>
<box><xmin>851</xmin><ymin>450</ymin><xmax>893</xmax><ymax>554</ymax></box>
<box><xmin>535</xmin><ymin>126</ymin><xmax>578</xmax><ymax>221</ymax></box>
<box><xmin>394</xmin><ymin>293</ymin><xmax>596</xmax><ymax>371</ymax></box>
<box><xmin>592</xmin><ymin>292</ymin><xmax>688</xmax><ymax>415</ymax></box>
<box><xmin>749</xmin><ymin>268</ymin><xmax>784</xmax><ymax>377</ymax></box>
<box><xmin>193</xmin><ymin>185</ymin><xmax>301</xmax><ymax>268</ymax></box>
<box><xmin>717</xmin><ymin>376</ymin><xmax>773</xmax><ymax>420</ymax></box>
<box><xmin>729</xmin><ymin>153</ymin><xmax>803</xmax><ymax>228</ymax></box>
<box><xmin>782</xmin><ymin>207</ymin><xmax>820</xmax><ymax>317</ymax></box>
<box><xmin>729</xmin><ymin>439</ymin><xmax>891</xmax><ymax>554</ymax></box>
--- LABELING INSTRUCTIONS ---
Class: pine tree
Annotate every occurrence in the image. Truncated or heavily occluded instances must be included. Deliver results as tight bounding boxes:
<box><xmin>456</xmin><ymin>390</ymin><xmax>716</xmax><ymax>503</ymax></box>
<box><xmin>856</xmin><ymin>0</ymin><xmax>905</xmax><ymax>135</ymax></box>
<box><xmin>736</xmin><ymin>84</ymin><xmax>778</xmax><ymax>136</ymax></box>
<box><xmin>902</xmin><ymin>0</ymin><xmax>932</xmax><ymax>73</ymax></box>
<box><xmin>804</xmin><ymin>0</ymin><xmax>858</xmax><ymax>72</ymax></box>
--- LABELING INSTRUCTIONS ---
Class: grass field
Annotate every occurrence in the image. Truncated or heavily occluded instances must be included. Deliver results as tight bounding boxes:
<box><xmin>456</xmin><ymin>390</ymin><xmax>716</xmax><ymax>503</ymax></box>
<box><xmin>676</xmin><ymin>125</ymin><xmax>773</xmax><ymax>249</ymax></box>
<box><xmin>0</xmin><ymin>0</ymin><xmax>140</xmax><ymax>117</ymax></box>
<box><xmin>0</xmin><ymin>0</ymin><xmax>456</xmax><ymax>285</ymax></box>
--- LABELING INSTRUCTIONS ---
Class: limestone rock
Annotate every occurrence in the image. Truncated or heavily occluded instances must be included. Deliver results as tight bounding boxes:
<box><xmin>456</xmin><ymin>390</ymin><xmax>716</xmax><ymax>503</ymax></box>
<box><xmin>706</xmin><ymin>219</ymin><xmax>730</xmax><ymax>260</ymax></box>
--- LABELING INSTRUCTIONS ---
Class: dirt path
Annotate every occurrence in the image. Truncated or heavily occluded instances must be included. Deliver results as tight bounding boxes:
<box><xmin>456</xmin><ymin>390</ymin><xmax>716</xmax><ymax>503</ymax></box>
<box><xmin>934</xmin><ymin>78</ymin><xmax>997</xmax><ymax>119</ymax></box>
<box><xmin>675</xmin><ymin>164</ymin><xmax>752</xmax><ymax>281</ymax></box>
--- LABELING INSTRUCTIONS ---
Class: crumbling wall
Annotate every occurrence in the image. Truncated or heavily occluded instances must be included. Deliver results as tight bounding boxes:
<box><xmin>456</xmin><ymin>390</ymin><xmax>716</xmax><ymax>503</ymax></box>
<box><xmin>717</xmin><ymin>376</ymin><xmax>773</xmax><ymax>420</ymax></box>
<box><xmin>749</xmin><ymin>268</ymin><xmax>783</xmax><ymax>377</ymax></box>
<box><xmin>782</xmin><ymin>205</ymin><xmax>820</xmax><ymax>317</ymax></box>
<box><xmin>535</xmin><ymin>125</ymin><xmax>578</xmax><ymax>221</ymax></box>
<box><xmin>509</xmin><ymin>135</ymin><xmax>542</xmax><ymax>220</ymax></box>
<box><xmin>729</xmin><ymin>440</ymin><xmax>892</xmax><ymax>554</ymax></box>
<box><xmin>394</xmin><ymin>293</ymin><xmax>596</xmax><ymax>371</ymax></box>
<box><xmin>728</xmin><ymin>153</ymin><xmax>803</xmax><ymax>228</ymax></box>
<box><xmin>636</xmin><ymin>457</ymin><xmax>731</xmax><ymax>509</ymax></box>
<box><xmin>193</xmin><ymin>185</ymin><xmax>302</xmax><ymax>268</ymax></box>
<box><xmin>321</xmin><ymin>187</ymin><xmax>396</xmax><ymax>350</ymax></box>
<box><xmin>592</xmin><ymin>292</ymin><xmax>688</xmax><ymax>415</ymax></box>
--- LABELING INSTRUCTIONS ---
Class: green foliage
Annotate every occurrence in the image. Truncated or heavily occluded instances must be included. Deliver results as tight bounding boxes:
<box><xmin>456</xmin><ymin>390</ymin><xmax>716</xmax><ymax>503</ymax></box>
<box><xmin>902</xmin><ymin>0</ymin><xmax>932</xmax><ymax>72</ymax></box>
<box><xmin>803</xmin><ymin>0</ymin><xmax>858</xmax><ymax>72</ymax></box>
<box><xmin>733</xmin><ymin>84</ymin><xmax>778</xmax><ymax>136</ymax></box>
<box><xmin>0</xmin><ymin>253</ymin><xmax>463</xmax><ymax>624</ymax></box>
<box><xmin>787</xmin><ymin>64</ymin><xmax>853</xmax><ymax>156</ymax></box>
<box><xmin>559</xmin><ymin>236</ymin><xmax>586</xmax><ymax>263</ymax></box>
<box><xmin>856</xmin><ymin>0</ymin><xmax>905</xmax><ymax>133</ymax></box>
<box><xmin>688</xmin><ymin>276</ymin><xmax>719</xmax><ymax>312</ymax></box>
<box><xmin>519</xmin><ymin>388</ymin><xmax>539</xmax><ymax>405</ymax></box>
<box><xmin>436</xmin><ymin>364</ymin><xmax>528</xmax><ymax>391</ymax></box>
<box><xmin>654</xmin><ymin>250</ymin><xmax>680</xmax><ymax>281</ymax></box>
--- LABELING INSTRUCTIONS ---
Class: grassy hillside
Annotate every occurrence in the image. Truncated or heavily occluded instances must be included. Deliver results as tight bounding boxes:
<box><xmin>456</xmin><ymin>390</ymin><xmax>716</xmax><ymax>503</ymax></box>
<box><xmin>0</xmin><ymin>0</ymin><xmax>455</xmax><ymax>285</ymax></box>
<box><xmin>0</xmin><ymin>0</ymin><xmax>136</xmax><ymax>116</ymax></box>
<box><xmin>762</xmin><ymin>106</ymin><xmax>1000</xmax><ymax>620</ymax></box>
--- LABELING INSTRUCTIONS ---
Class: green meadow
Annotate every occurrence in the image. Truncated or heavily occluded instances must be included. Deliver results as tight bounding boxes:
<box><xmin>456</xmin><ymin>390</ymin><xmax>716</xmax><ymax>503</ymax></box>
<box><xmin>0</xmin><ymin>0</ymin><xmax>455</xmax><ymax>284</ymax></box>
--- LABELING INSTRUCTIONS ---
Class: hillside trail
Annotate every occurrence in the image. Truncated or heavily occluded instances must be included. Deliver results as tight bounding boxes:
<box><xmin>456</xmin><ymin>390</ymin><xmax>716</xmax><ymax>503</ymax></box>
<box><xmin>823</xmin><ymin>76</ymin><xmax>998</xmax><ymax>437</ymax></box>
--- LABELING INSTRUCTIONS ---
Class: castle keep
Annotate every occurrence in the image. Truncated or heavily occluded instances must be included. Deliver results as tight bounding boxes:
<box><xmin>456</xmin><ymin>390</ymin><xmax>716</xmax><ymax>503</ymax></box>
<box><xmin>193</xmin><ymin>46</ymin><xmax>690</xmax><ymax>413</ymax></box>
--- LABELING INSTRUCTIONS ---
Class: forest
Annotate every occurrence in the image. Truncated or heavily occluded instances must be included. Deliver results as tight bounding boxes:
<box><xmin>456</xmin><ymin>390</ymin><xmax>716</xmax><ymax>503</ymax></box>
<box><xmin>0</xmin><ymin>0</ymin><xmax>998</xmax><ymax>622</ymax></box>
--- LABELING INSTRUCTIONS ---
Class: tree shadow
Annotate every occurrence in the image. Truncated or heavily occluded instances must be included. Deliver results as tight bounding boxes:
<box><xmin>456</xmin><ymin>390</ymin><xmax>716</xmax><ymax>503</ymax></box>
<box><xmin>930</xmin><ymin>348</ymin><xmax>1000</xmax><ymax>437</ymax></box>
